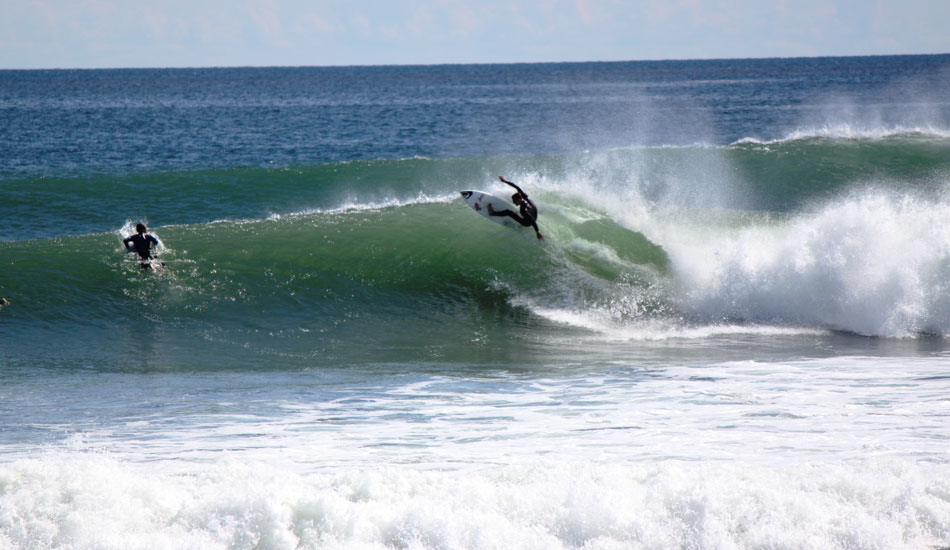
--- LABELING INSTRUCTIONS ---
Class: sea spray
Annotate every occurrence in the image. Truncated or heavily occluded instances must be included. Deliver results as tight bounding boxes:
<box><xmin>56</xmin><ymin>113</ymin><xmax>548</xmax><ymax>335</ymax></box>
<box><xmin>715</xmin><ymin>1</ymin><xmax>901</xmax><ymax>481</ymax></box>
<box><xmin>675</xmin><ymin>190</ymin><xmax>950</xmax><ymax>336</ymax></box>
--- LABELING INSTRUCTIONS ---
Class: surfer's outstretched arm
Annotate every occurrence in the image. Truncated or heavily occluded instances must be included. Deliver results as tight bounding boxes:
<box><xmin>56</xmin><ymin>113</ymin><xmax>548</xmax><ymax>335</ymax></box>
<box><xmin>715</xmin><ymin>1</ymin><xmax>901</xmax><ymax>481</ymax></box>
<box><xmin>498</xmin><ymin>176</ymin><xmax>526</xmax><ymax>197</ymax></box>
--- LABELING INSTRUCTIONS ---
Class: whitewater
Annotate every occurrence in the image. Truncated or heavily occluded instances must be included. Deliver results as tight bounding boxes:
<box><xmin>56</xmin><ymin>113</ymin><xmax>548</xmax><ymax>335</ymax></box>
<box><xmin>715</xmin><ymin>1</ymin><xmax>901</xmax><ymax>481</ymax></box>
<box><xmin>2</xmin><ymin>56</ymin><xmax>950</xmax><ymax>549</ymax></box>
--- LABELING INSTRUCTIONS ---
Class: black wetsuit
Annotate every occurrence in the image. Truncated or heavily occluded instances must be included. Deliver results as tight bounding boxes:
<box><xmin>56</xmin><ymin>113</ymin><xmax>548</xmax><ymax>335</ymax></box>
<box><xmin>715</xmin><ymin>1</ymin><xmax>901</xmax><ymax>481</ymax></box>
<box><xmin>123</xmin><ymin>233</ymin><xmax>159</xmax><ymax>267</ymax></box>
<box><xmin>491</xmin><ymin>196</ymin><xmax>540</xmax><ymax>233</ymax></box>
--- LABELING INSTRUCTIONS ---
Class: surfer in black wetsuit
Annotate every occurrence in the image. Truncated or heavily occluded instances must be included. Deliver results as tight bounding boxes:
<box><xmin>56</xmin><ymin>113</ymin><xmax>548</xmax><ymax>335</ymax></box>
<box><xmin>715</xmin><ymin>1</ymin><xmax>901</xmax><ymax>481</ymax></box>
<box><xmin>123</xmin><ymin>223</ymin><xmax>162</xmax><ymax>269</ymax></box>
<box><xmin>487</xmin><ymin>176</ymin><xmax>544</xmax><ymax>240</ymax></box>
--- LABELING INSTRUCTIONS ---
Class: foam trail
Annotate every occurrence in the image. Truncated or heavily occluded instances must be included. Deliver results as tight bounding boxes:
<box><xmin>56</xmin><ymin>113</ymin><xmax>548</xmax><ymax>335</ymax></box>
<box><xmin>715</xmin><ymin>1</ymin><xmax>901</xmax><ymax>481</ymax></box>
<box><xmin>269</xmin><ymin>191</ymin><xmax>460</xmax><ymax>220</ymax></box>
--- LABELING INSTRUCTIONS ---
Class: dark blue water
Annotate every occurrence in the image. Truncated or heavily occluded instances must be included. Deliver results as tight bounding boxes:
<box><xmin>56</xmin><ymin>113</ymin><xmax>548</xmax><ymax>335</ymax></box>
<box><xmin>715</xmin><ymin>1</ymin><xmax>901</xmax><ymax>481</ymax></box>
<box><xmin>3</xmin><ymin>55</ymin><xmax>949</xmax><ymax>180</ymax></box>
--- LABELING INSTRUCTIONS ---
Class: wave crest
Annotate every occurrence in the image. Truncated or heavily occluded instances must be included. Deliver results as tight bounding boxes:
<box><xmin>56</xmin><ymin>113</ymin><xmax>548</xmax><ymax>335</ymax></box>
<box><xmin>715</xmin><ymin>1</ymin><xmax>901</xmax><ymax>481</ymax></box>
<box><xmin>675</xmin><ymin>191</ymin><xmax>950</xmax><ymax>336</ymax></box>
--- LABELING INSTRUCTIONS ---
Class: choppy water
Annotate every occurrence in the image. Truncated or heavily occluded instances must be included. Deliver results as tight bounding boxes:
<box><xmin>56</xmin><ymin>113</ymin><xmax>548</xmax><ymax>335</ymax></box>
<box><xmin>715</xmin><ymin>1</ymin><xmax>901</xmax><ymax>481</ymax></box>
<box><xmin>2</xmin><ymin>56</ymin><xmax>950</xmax><ymax>549</ymax></box>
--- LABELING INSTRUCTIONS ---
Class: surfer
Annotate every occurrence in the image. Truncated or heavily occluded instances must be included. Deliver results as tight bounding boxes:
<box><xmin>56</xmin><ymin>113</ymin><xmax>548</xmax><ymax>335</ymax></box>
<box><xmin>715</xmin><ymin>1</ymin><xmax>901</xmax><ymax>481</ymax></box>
<box><xmin>123</xmin><ymin>223</ymin><xmax>163</xmax><ymax>269</ymax></box>
<box><xmin>487</xmin><ymin>176</ymin><xmax>544</xmax><ymax>240</ymax></box>
<box><xmin>0</xmin><ymin>298</ymin><xmax>9</xmax><ymax>308</ymax></box>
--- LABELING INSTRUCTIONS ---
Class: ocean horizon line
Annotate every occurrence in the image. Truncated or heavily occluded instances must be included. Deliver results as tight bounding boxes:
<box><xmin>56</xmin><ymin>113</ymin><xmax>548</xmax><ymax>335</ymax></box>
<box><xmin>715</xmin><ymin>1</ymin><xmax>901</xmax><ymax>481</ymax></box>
<box><xmin>3</xmin><ymin>51</ymin><xmax>949</xmax><ymax>72</ymax></box>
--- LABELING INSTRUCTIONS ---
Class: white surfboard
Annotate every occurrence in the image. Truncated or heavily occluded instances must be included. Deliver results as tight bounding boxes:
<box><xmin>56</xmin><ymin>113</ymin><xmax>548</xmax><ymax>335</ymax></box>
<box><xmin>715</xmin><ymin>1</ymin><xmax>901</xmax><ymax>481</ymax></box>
<box><xmin>460</xmin><ymin>191</ymin><xmax>521</xmax><ymax>229</ymax></box>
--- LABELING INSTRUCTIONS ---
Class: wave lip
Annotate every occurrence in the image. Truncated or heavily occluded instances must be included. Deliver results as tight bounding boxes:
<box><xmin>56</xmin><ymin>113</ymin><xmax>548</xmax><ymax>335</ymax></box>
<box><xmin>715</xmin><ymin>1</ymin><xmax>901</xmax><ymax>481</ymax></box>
<box><xmin>734</xmin><ymin>123</ymin><xmax>950</xmax><ymax>145</ymax></box>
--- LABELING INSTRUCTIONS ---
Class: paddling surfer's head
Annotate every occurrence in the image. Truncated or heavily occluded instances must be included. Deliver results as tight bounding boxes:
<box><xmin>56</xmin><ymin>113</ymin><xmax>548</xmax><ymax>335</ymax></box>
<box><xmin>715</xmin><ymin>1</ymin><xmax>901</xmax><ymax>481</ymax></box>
<box><xmin>136</xmin><ymin>223</ymin><xmax>147</xmax><ymax>234</ymax></box>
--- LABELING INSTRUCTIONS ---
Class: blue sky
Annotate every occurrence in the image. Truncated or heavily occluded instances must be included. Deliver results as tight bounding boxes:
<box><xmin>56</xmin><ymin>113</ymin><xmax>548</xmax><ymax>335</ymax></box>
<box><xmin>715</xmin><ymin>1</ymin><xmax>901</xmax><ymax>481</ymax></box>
<box><xmin>2</xmin><ymin>0</ymin><xmax>949</xmax><ymax>69</ymax></box>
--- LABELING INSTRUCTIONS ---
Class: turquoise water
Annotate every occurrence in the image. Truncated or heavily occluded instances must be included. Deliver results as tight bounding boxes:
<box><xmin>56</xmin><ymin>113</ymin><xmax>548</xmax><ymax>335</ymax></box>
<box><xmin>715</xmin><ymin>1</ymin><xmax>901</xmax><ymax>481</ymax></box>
<box><xmin>2</xmin><ymin>57</ymin><xmax>950</xmax><ymax>548</ymax></box>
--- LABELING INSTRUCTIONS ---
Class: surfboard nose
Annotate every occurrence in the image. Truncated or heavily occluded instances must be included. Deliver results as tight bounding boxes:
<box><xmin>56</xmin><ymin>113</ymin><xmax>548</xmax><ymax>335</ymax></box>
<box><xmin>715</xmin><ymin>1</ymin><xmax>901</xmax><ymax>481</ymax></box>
<box><xmin>460</xmin><ymin>191</ymin><xmax>472</xmax><ymax>199</ymax></box>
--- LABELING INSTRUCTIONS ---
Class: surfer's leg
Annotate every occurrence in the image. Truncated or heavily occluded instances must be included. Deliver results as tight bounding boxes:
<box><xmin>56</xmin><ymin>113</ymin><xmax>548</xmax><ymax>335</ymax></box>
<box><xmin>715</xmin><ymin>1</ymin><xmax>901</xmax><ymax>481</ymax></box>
<box><xmin>517</xmin><ymin>217</ymin><xmax>536</xmax><ymax>227</ymax></box>
<box><xmin>491</xmin><ymin>208</ymin><xmax>522</xmax><ymax>223</ymax></box>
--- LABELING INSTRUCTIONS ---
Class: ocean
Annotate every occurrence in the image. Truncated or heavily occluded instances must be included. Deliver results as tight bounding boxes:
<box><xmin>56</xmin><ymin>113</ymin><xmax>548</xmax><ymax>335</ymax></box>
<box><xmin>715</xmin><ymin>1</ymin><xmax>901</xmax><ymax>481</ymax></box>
<box><xmin>1</xmin><ymin>55</ymin><xmax>950</xmax><ymax>549</ymax></box>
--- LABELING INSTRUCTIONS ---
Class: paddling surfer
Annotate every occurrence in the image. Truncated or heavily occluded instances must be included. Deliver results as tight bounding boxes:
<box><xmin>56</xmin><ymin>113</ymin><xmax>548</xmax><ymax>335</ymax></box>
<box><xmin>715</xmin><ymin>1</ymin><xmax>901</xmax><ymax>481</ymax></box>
<box><xmin>123</xmin><ymin>223</ymin><xmax>163</xmax><ymax>269</ymax></box>
<box><xmin>487</xmin><ymin>176</ymin><xmax>544</xmax><ymax>240</ymax></box>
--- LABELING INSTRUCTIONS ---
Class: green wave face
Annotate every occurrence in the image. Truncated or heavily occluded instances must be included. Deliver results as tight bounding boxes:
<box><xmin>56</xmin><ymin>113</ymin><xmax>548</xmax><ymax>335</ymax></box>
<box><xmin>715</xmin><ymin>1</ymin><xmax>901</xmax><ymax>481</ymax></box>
<box><xmin>2</xmin><ymin>196</ymin><xmax>671</xmax><ymax>317</ymax></box>
<box><xmin>0</xmin><ymin>191</ymin><xmax>676</xmax><ymax>369</ymax></box>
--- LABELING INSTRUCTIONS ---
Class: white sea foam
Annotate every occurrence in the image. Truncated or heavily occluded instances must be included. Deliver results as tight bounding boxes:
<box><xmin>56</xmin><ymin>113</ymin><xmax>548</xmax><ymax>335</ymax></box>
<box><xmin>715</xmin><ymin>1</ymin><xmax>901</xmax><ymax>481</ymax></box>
<box><xmin>3</xmin><ymin>354</ymin><xmax>950</xmax><ymax>548</ymax></box>
<box><xmin>1</xmin><ymin>455</ymin><xmax>947</xmax><ymax>550</ymax></box>
<box><xmin>673</xmin><ymin>191</ymin><xmax>950</xmax><ymax>336</ymax></box>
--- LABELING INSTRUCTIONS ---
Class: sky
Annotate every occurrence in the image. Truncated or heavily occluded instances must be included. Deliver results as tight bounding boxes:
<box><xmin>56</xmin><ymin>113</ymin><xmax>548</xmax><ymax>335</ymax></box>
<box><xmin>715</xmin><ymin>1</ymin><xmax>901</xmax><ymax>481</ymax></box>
<box><xmin>2</xmin><ymin>0</ymin><xmax>949</xmax><ymax>69</ymax></box>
